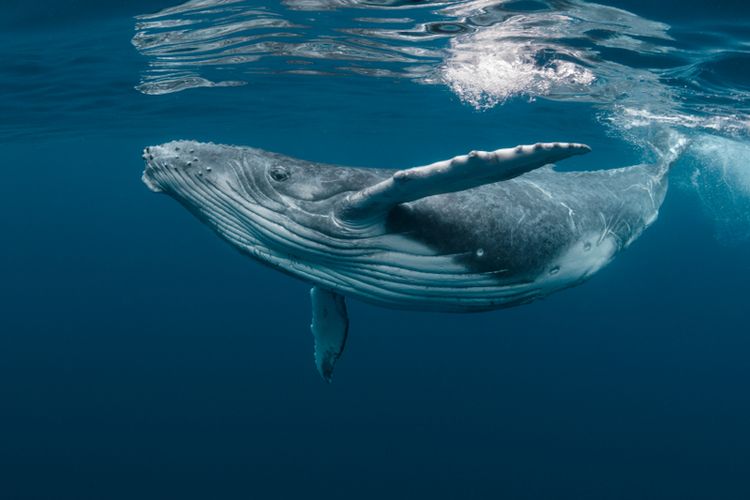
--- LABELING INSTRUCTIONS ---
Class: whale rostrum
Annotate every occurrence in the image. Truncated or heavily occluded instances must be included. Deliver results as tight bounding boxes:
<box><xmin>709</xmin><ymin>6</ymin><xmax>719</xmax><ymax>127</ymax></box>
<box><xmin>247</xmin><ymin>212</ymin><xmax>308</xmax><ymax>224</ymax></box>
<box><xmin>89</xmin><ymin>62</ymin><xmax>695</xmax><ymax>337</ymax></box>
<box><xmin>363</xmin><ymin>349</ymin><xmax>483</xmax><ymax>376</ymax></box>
<box><xmin>143</xmin><ymin>140</ymin><xmax>670</xmax><ymax>380</ymax></box>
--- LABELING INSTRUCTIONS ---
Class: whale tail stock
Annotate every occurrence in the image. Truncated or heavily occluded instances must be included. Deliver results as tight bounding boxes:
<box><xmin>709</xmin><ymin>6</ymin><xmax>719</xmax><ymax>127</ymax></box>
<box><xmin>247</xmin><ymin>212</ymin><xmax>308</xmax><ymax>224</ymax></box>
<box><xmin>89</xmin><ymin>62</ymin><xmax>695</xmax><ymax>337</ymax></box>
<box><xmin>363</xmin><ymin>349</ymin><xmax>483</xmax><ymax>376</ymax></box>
<box><xmin>647</xmin><ymin>129</ymin><xmax>690</xmax><ymax>177</ymax></box>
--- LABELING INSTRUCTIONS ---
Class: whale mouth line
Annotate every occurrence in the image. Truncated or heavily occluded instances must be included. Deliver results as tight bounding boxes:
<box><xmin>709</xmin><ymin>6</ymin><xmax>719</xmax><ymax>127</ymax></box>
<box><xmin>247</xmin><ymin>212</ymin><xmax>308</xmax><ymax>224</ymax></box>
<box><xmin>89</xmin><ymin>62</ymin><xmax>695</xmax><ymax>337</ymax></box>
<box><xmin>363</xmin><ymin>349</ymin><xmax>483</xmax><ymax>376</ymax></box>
<box><xmin>141</xmin><ymin>147</ymin><xmax>164</xmax><ymax>193</ymax></box>
<box><xmin>142</xmin><ymin>169</ymin><xmax>164</xmax><ymax>193</ymax></box>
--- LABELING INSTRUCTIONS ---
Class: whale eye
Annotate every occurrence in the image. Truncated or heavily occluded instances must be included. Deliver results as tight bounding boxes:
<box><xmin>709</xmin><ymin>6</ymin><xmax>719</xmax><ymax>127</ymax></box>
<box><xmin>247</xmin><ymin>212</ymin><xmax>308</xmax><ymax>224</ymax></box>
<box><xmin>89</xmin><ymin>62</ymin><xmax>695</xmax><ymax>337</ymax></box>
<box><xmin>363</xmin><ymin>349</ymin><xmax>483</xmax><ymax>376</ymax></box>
<box><xmin>269</xmin><ymin>166</ymin><xmax>290</xmax><ymax>182</ymax></box>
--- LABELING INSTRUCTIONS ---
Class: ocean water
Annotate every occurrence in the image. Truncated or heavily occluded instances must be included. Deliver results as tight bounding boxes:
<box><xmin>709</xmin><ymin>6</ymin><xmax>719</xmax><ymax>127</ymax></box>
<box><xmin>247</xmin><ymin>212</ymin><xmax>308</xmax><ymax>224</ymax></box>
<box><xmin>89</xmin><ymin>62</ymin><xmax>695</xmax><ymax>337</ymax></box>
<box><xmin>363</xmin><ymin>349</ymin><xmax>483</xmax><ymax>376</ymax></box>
<box><xmin>1</xmin><ymin>0</ymin><xmax>749</xmax><ymax>498</ymax></box>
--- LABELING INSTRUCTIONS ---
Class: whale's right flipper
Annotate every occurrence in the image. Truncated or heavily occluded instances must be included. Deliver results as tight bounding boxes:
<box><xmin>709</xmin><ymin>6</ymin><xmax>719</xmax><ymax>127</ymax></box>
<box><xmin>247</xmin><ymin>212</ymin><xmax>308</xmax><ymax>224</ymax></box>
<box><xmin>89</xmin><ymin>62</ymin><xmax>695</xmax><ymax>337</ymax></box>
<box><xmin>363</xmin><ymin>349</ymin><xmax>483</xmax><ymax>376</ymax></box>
<box><xmin>337</xmin><ymin>142</ymin><xmax>590</xmax><ymax>224</ymax></box>
<box><xmin>310</xmin><ymin>286</ymin><xmax>349</xmax><ymax>382</ymax></box>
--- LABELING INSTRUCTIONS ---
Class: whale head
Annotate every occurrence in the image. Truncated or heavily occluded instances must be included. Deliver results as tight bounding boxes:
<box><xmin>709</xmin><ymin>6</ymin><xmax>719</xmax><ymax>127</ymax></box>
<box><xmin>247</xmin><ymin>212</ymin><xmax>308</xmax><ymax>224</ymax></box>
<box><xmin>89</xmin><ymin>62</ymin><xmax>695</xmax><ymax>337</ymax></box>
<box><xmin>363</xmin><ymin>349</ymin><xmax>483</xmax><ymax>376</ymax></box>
<box><xmin>142</xmin><ymin>140</ymin><xmax>280</xmax><ymax>197</ymax></box>
<box><xmin>141</xmin><ymin>140</ymin><xmax>380</xmax><ymax>264</ymax></box>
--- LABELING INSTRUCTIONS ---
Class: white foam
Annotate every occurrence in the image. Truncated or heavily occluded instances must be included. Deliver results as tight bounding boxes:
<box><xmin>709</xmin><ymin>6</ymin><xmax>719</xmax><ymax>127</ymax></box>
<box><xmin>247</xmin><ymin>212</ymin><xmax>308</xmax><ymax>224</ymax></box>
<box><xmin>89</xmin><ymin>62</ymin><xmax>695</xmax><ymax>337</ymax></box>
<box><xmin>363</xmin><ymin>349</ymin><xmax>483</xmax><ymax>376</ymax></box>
<box><xmin>437</xmin><ymin>0</ymin><xmax>674</xmax><ymax>107</ymax></box>
<box><xmin>441</xmin><ymin>31</ymin><xmax>595</xmax><ymax>108</ymax></box>
<box><xmin>689</xmin><ymin>136</ymin><xmax>750</xmax><ymax>241</ymax></box>
<box><xmin>615</xmin><ymin>107</ymin><xmax>750</xmax><ymax>137</ymax></box>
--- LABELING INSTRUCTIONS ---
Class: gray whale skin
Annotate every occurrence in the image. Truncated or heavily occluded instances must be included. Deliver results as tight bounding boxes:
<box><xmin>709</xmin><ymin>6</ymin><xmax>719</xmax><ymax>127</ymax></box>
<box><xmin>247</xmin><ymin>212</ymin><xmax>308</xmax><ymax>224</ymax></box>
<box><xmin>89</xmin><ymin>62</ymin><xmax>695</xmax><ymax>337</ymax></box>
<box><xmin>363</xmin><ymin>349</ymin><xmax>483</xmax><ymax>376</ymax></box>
<box><xmin>143</xmin><ymin>140</ymin><xmax>670</xmax><ymax>380</ymax></box>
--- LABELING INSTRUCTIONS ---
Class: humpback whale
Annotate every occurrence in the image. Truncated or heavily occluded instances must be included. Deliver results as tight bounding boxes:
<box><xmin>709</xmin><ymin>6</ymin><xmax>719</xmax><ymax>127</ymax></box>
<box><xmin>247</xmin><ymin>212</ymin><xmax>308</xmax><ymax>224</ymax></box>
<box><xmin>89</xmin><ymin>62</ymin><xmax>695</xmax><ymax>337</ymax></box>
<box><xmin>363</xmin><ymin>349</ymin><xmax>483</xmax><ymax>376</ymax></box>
<box><xmin>142</xmin><ymin>141</ymin><xmax>670</xmax><ymax>380</ymax></box>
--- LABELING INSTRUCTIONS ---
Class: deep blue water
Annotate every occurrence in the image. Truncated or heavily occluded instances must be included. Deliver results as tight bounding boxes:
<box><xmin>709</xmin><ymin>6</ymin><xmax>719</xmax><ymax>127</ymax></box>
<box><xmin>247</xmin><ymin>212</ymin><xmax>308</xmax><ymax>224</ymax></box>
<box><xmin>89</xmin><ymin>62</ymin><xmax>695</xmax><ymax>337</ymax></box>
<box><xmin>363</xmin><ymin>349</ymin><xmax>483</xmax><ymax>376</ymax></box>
<box><xmin>2</xmin><ymin>1</ymin><xmax>750</xmax><ymax>499</ymax></box>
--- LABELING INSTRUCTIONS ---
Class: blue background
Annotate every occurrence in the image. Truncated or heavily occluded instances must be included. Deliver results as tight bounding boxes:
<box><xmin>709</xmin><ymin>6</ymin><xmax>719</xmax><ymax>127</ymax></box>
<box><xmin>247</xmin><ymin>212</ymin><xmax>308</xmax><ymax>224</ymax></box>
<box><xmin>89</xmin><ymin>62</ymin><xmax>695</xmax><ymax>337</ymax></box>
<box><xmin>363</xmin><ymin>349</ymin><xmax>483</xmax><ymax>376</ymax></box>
<box><xmin>1</xmin><ymin>1</ymin><xmax>749</xmax><ymax>498</ymax></box>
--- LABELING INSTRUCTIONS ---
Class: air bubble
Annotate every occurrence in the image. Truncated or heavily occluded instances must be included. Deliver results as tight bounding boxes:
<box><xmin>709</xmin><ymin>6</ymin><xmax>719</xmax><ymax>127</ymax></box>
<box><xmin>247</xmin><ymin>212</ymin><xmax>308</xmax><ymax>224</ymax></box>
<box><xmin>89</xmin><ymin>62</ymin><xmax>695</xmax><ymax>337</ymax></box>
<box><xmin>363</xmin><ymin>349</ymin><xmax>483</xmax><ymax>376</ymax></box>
<box><xmin>549</xmin><ymin>266</ymin><xmax>560</xmax><ymax>275</ymax></box>
<box><xmin>476</xmin><ymin>248</ymin><xmax>485</xmax><ymax>257</ymax></box>
<box><xmin>426</xmin><ymin>22</ymin><xmax>470</xmax><ymax>35</ymax></box>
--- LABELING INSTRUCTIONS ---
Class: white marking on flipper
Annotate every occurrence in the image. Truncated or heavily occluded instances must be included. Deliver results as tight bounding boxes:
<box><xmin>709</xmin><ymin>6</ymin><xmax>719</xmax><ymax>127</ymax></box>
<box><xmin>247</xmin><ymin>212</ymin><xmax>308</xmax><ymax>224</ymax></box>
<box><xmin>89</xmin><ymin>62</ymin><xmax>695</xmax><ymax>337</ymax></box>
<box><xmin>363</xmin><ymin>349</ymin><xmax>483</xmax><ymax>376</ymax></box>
<box><xmin>310</xmin><ymin>287</ymin><xmax>349</xmax><ymax>383</ymax></box>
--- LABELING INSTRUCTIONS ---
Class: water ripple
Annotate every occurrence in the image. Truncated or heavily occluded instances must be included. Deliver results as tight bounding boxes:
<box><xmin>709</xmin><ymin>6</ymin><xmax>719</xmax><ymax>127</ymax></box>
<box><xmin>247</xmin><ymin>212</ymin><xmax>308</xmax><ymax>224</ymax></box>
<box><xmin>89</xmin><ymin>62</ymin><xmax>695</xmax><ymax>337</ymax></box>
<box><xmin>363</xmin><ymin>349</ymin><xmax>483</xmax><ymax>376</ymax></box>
<box><xmin>133</xmin><ymin>0</ymin><xmax>749</xmax><ymax>128</ymax></box>
<box><xmin>132</xmin><ymin>0</ymin><xmax>451</xmax><ymax>95</ymax></box>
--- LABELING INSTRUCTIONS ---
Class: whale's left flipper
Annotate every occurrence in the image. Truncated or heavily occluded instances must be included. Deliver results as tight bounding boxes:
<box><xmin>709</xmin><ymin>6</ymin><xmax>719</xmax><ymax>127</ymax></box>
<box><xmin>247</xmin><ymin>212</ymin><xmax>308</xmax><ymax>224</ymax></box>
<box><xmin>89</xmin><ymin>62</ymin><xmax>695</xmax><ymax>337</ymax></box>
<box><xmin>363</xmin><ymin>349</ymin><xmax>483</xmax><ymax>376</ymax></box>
<box><xmin>310</xmin><ymin>287</ymin><xmax>349</xmax><ymax>382</ymax></box>
<box><xmin>337</xmin><ymin>142</ymin><xmax>591</xmax><ymax>223</ymax></box>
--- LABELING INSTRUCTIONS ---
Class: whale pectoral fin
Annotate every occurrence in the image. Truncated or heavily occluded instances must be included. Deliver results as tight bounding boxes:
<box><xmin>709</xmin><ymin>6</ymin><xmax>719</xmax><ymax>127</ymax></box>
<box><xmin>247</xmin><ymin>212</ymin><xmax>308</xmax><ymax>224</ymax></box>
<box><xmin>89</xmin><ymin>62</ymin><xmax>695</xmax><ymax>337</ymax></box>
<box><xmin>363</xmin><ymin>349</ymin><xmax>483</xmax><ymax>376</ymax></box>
<box><xmin>337</xmin><ymin>142</ymin><xmax>590</xmax><ymax>223</ymax></box>
<box><xmin>310</xmin><ymin>287</ymin><xmax>349</xmax><ymax>382</ymax></box>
